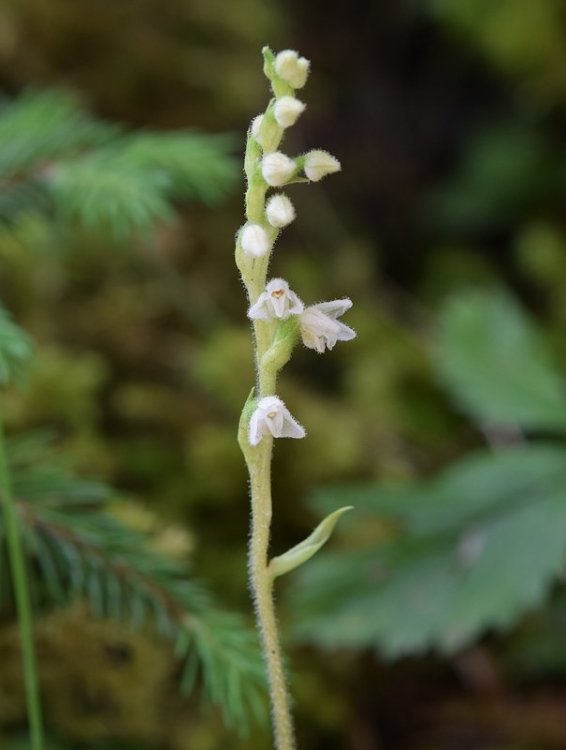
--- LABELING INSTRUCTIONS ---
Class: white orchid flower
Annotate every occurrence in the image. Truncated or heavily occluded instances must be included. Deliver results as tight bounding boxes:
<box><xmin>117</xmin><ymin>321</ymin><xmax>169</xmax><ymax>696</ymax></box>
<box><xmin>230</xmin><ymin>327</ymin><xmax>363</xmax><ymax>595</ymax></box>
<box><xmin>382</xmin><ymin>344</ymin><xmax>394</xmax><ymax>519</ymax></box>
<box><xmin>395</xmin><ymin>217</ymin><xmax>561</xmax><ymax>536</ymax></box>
<box><xmin>248</xmin><ymin>278</ymin><xmax>304</xmax><ymax>321</ymax></box>
<box><xmin>248</xmin><ymin>396</ymin><xmax>306</xmax><ymax>446</ymax></box>
<box><xmin>300</xmin><ymin>299</ymin><xmax>356</xmax><ymax>353</ymax></box>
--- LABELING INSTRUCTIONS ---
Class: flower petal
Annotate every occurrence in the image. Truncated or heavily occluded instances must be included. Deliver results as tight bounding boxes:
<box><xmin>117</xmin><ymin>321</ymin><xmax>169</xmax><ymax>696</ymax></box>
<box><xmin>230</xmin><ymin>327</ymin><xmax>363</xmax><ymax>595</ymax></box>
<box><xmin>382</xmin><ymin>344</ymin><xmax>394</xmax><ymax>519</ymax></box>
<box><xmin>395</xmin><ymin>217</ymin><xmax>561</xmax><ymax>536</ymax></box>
<box><xmin>248</xmin><ymin>292</ymin><xmax>272</xmax><ymax>320</ymax></box>
<box><xmin>279</xmin><ymin>411</ymin><xmax>306</xmax><ymax>439</ymax></box>
<box><xmin>312</xmin><ymin>299</ymin><xmax>352</xmax><ymax>319</ymax></box>
<box><xmin>248</xmin><ymin>410</ymin><xmax>263</xmax><ymax>446</ymax></box>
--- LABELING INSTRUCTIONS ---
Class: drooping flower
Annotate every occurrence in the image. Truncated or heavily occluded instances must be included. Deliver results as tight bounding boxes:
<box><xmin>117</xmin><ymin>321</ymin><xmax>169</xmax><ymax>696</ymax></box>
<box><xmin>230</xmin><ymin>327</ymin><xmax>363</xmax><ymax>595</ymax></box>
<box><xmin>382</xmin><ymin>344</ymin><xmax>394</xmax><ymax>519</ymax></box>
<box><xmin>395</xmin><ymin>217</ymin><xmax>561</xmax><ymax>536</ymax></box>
<box><xmin>304</xmin><ymin>150</ymin><xmax>341</xmax><ymax>182</ymax></box>
<box><xmin>240</xmin><ymin>223</ymin><xmax>270</xmax><ymax>258</ymax></box>
<box><xmin>274</xmin><ymin>96</ymin><xmax>306</xmax><ymax>128</ymax></box>
<box><xmin>265</xmin><ymin>194</ymin><xmax>295</xmax><ymax>228</ymax></box>
<box><xmin>262</xmin><ymin>152</ymin><xmax>296</xmax><ymax>187</ymax></box>
<box><xmin>275</xmin><ymin>50</ymin><xmax>310</xmax><ymax>89</ymax></box>
<box><xmin>248</xmin><ymin>278</ymin><xmax>304</xmax><ymax>321</ymax></box>
<box><xmin>300</xmin><ymin>299</ymin><xmax>356</xmax><ymax>353</ymax></box>
<box><xmin>248</xmin><ymin>395</ymin><xmax>306</xmax><ymax>446</ymax></box>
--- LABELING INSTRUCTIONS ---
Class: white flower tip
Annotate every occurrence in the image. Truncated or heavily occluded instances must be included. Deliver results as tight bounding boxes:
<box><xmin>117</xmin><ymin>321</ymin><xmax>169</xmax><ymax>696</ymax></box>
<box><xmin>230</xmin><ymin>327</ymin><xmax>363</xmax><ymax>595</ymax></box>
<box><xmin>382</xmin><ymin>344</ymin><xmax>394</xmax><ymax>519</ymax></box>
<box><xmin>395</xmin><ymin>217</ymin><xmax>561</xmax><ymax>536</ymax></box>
<box><xmin>304</xmin><ymin>150</ymin><xmax>341</xmax><ymax>182</ymax></box>
<box><xmin>251</xmin><ymin>114</ymin><xmax>263</xmax><ymax>141</ymax></box>
<box><xmin>240</xmin><ymin>223</ymin><xmax>270</xmax><ymax>258</ymax></box>
<box><xmin>266</xmin><ymin>193</ymin><xmax>296</xmax><ymax>228</ymax></box>
<box><xmin>275</xmin><ymin>50</ymin><xmax>310</xmax><ymax>89</ymax></box>
<box><xmin>261</xmin><ymin>152</ymin><xmax>296</xmax><ymax>187</ymax></box>
<box><xmin>274</xmin><ymin>96</ymin><xmax>306</xmax><ymax>128</ymax></box>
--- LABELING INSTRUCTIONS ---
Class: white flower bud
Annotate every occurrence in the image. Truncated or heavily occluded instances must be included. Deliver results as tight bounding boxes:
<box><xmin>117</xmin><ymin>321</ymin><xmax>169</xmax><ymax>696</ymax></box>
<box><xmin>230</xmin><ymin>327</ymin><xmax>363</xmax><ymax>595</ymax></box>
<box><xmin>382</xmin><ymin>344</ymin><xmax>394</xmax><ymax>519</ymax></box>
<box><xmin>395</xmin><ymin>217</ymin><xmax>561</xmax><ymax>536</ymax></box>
<box><xmin>273</xmin><ymin>96</ymin><xmax>305</xmax><ymax>128</ymax></box>
<box><xmin>251</xmin><ymin>114</ymin><xmax>264</xmax><ymax>142</ymax></box>
<box><xmin>248</xmin><ymin>278</ymin><xmax>304</xmax><ymax>321</ymax></box>
<box><xmin>300</xmin><ymin>299</ymin><xmax>356</xmax><ymax>353</ymax></box>
<box><xmin>240</xmin><ymin>223</ymin><xmax>270</xmax><ymax>258</ymax></box>
<box><xmin>248</xmin><ymin>395</ymin><xmax>306</xmax><ymax>446</ymax></box>
<box><xmin>261</xmin><ymin>152</ymin><xmax>296</xmax><ymax>187</ymax></box>
<box><xmin>275</xmin><ymin>50</ymin><xmax>310</xmax><ymax>89</ymax></box>
<box><xmin>265</xmin><ymin>194</ymin><xmax>295</xmax><ymax>228</ymax></box>
<box><xmin>304</xmin><ymin>150</ymin><xmax>341</xmax><ymax>182</ymax></box>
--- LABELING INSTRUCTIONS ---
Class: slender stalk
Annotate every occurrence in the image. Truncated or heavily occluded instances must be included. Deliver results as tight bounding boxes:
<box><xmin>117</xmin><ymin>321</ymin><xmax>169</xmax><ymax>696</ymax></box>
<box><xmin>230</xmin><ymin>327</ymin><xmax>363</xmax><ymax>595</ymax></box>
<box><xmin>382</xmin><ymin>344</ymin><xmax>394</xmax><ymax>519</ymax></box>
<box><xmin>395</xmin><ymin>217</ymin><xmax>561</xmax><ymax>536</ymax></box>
<box><xmin>248</xmin><ymin>440</ymin><xmax>295</xmax><ymax>750</ymax></box>
<box><xmin>0</xmin><ymin>406</ymin><xmax>44</xmax><ymax>750</ymax></box>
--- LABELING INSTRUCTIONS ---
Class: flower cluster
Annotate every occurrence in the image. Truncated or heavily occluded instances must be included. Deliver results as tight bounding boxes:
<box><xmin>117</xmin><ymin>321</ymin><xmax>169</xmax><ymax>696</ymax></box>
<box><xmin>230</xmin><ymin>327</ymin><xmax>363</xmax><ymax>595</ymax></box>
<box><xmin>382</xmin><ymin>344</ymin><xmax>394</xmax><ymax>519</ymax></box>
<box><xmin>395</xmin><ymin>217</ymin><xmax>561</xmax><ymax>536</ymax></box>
<box><xmin>238</xmin><ymin>48</ymin><xmax>355</xmax><ymax>447</ymax></box>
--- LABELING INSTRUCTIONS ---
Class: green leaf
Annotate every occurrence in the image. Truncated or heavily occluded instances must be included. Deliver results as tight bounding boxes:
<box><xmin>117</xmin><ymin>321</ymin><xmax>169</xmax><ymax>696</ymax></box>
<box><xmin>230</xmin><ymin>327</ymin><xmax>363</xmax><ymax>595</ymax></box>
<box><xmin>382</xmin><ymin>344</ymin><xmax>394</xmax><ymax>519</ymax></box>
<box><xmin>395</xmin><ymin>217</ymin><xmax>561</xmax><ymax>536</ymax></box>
<box><xmin>291</xmin><ymin>445</ymin><xmax>566</xmax><ymax>657</ymax></box>
<box><xmin>269</xmin><ymin>506</ymin><xmax>353</xmax><ymax>579</ymax></box>
<box><xmin>437</xmin><ymin>288</ymin><xmax>566</xmax><ymax>431</ymax></box>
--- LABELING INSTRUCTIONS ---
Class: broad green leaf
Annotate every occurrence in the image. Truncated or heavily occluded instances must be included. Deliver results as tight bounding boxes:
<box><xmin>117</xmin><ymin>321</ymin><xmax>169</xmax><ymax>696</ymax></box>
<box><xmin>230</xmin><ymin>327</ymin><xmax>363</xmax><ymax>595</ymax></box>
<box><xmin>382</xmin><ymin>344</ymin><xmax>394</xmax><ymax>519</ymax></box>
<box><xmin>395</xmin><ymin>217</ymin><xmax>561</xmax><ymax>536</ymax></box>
<box><xmin>437</xmin><ymin>289</ymin><xmax>566</xmax><ymax>431</ymax></box>
<box><xmin>291</xmin><ymin>446</ymin><xmax>566</xmax><ymax>657</ymax></box>
<box><xmin>269</xmin><ymin>506</ymin><xmax>353</xmax><ymax>579</ymax></box>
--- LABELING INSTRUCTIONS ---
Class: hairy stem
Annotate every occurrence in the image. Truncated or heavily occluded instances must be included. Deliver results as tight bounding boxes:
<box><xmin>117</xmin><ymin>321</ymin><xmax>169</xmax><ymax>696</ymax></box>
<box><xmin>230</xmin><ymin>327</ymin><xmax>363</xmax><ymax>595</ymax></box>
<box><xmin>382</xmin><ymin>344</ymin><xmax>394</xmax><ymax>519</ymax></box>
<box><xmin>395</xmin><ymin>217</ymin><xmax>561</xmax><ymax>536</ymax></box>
<box><xmin>0</xmin><ymin>408</ymin><xmax>44</xmax><ymax>750</ymax></box>
<box><xmin>248</xmin><ymin>441</ymin><xmax>295</xmax><ymax>750</ymax></box>
<box><xmin>237</xmin><ymin>46</ymin><xmax>298</xmax><ymax>749</ymax></box>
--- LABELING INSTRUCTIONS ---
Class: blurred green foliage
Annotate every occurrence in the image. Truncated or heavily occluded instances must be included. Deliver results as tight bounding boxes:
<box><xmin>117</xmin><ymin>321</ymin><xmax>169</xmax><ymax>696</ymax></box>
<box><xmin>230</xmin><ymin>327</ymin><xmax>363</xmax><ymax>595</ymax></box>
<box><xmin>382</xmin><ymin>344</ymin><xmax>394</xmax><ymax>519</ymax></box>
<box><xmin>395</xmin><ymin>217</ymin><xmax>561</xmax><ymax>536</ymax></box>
<box><xmin>292</xmin><ymin>289</ymin><xmax>566</xmax><ymax>655</ymax></box>
<box><xmin>2</xmin><ymin>0</ymin><xmax>566</xmax><ymax>748</ymax></box>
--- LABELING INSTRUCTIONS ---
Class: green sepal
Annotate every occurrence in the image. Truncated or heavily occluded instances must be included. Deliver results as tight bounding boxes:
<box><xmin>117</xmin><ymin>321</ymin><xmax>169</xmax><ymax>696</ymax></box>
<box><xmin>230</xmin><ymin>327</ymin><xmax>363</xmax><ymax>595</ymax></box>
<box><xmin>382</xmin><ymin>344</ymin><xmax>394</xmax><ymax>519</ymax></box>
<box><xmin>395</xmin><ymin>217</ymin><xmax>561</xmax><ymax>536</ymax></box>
<box><xmin>257</xmin><ymin>100</ymin><xmax>282</xmax><ymax>154</ymax></box>
<box><xmin>237</xmin><ymin>387</ymin><xmax>257</xmax><ymax>454</ymax></box>
<box><xmin>262</xmin><ymin>46</ymin><xmax>275</xmax><ymax>79</ymax></box>
<box><xmin>268</xmin><ymin>506</ymin><xmax>353</xmax><ymax>580</ymax></box>
<box><xmin>261</xmin><ymin>317</ymin><xmax>300</xmax><ymax>375</ymax></box>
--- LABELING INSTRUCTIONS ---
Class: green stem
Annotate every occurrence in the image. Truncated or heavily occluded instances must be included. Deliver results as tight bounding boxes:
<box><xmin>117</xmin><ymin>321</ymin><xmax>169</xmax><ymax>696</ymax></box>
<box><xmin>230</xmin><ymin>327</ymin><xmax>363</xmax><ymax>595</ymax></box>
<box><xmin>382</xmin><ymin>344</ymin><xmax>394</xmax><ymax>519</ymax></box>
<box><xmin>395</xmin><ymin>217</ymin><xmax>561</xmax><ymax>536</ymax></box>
<box><xmin>248</xmin><ymin>441</ymin><xmax>295</xmax><ymax>750</ymax></box>
<box><xmin>0</xmin><ymin>408</ymin><xmax>44</xmax><ymax>750</ymax></box>
<box><xmin>238</xmin><ymin>48</ymin><xmax>298</xmax><ymax>748</ymax></box>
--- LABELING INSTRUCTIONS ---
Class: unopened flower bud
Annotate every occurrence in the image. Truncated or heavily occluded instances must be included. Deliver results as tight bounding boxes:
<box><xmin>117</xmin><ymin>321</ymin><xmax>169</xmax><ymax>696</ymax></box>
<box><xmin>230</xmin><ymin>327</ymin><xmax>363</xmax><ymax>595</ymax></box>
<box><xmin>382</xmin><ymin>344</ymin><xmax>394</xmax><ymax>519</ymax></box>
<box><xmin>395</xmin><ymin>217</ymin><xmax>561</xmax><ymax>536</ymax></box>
<box><xmin>266</xmin><ymin>194</ymin><xmax>295</xmax><ymax>228</ymax></box>
<box><xmin>275</xmin><ymin>50</ymin><xmax>310</xmax><ymax>89</ymax></box>
<box><xmin>251</xmin><ymin>114</ymin><xmax>264</xmax><ymax>142</ymax></box>
<box><xmin>262</xmin><ymin>152</ymin><xmax>296</xmax><ymax>187</ymax></box>
<box><xmin>274</xmin><ymin>96</ymin><xmax>305</xmax><ymax>128</ymax></box>
<box><xmin>241</xmin><ymin>223</ymin><xmax>270</xmax><ymax>258</ymax></box>
<box><xmin>304</xmin><ymin>150</ymin><xmax>341</xmax><ymax>182</ymax></box>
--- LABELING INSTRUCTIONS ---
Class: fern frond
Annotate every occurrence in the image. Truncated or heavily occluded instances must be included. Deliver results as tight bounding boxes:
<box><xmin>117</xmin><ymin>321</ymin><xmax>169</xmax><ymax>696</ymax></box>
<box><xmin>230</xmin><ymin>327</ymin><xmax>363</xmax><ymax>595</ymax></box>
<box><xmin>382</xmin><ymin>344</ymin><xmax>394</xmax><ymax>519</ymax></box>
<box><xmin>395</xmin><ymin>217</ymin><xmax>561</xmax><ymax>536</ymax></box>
<box><xmin>0</xmin><ymin>90</ymin><xmax>117</xmax><ymax>180</ymax></box>
<box><xmin>0</xmin><ymin>91</ymin><xmax>238</xmax><ymax>238</ymax></box>
<box><xmin>105</xmin><ymin>132</ymin><xmax>239</xmax><ymax>205</ymax></box>
<box><xmin>49</xmin><ymin>157</ymin><xmax>174</xmax><ymax>237</ymax></box>
<box><xmin>4</xmin><ymin>433</ymin><xmax>265</xmax><ymax>731</ymax></box>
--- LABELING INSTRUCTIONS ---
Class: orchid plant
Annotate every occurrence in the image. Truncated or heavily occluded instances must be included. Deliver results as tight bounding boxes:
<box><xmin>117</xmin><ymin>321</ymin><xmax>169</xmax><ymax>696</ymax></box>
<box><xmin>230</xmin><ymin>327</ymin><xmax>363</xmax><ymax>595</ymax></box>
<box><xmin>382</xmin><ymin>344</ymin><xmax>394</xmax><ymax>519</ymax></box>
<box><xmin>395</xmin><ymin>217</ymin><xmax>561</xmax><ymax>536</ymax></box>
<box><xmin>235</xmin><ymin>47</ymin><xmax>355</xmax><ymax>750</ymax></box>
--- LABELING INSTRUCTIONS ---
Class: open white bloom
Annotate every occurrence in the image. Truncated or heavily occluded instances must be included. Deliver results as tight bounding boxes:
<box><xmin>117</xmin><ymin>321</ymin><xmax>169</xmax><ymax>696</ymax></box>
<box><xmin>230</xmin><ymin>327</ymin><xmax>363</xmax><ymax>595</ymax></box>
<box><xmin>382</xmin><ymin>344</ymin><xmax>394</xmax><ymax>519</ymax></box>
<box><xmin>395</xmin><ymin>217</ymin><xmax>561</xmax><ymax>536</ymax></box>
<box><xmin>241</xmin><ymin>223</ymin><xmax>270</xmax><ymax>258</ymax></box>
<box><xmin>300</xmin><ymin>299</ymin><xmax>356</xmax><ymax>353</ymax></box>
<box><xmin>304</xmin><ymin>150</ymin><xmax>341</xmax><ymax>182</ymax></box>
<box><xmin>275</xmin><ymin>50</ymin><xmax>310</xmax><ymax>89</ymax></box>
<box><xmin>248</xmin><ymin>278</ymin><xmax>304</xmax><ymax>321</ymax></box>
<box><xmin>265</xmin><ymin>193</ymin><xmax>295</xmax><ymax>228</ymax></box>
<box><xmin>249</xmin><ymin>396</ymin><xmax>306</xmax><ymax>446</ymax></box>
<box><xmin>274</xmin><ymin>96</ymin><xmax>306</xmax><ymax>128</ymax></box>
<box><xmin>262</xmin><ymin>152</ymin><xmax>296</xmax><ymax>187</ymax></box>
